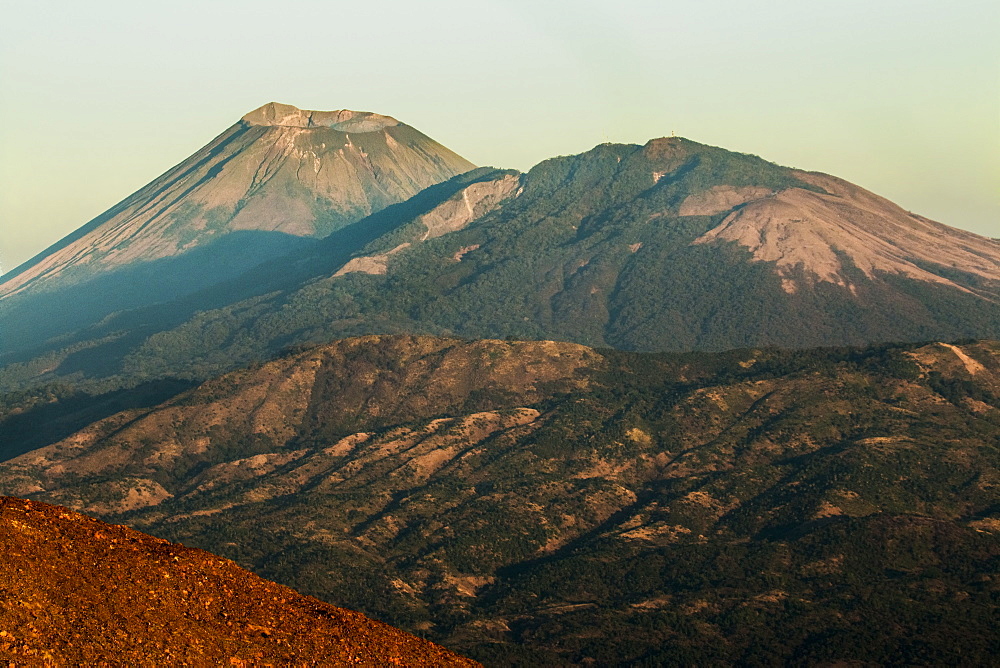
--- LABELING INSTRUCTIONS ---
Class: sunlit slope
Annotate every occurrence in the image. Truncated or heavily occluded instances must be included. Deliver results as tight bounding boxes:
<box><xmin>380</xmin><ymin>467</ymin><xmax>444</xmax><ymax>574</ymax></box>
<box><xmin>0</xmin><ymin>495</ymin><xmax>478</xmax><ymax>665</ymax></box>
<box><xmin>3</xmin><ymin>335</ymin><xmax>999</xmax><ymax>664</ymax></box>
<box><xmin>0</xmin><ymin>102</ymin><xmax>474</xmax><ymax>352</ymax></box>
<box><xmin>3</xmin><ymin>136</ymin><xmax>999</xmax><ymax>389</ymax></box>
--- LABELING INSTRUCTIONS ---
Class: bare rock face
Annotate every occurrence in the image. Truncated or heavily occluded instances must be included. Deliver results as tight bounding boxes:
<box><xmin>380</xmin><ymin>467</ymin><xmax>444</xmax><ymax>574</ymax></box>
<box><xmin>241</xmin><ymin>101</ymin><xmax>401</xmax><ymax>132</ymax></box>
<box><xmin>334</xmin><ymin>171</ymin><xmax>522</xmax><ymax>277</ymax></box>
<box><xmin>417</xmin><ymin>172</ymin><xmax>522</xmax><ymax>241</ymax></box>
<box><xmin>0</xmin><ymin>495</ymin><xmax>478</xmax><ymax>666</ymax></box>
<box><xmin>693</xmin><ymin>171</ymin><xmax>1000</xmax><ymax>294</ymax></box>
<box><xmin>0</xmin><ymin>103</ymin><xmax>475</xmax><ymax>300</ymax></box>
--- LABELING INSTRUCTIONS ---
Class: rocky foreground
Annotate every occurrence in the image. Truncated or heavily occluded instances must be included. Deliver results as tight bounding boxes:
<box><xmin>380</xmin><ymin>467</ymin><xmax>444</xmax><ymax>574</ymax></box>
<box><xmin>4</xmin><ymin>336</ymin><xmax>999</xmax><ymax>663</ymax></box>
<box><xmin>0</xmin><ymin>496</ymin><xmax>477</xmax><ymax>666</ymax></box>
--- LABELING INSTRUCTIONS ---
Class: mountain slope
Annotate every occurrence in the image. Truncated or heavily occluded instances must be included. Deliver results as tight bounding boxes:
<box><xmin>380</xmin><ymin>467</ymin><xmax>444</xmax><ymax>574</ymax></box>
<box><xmin>0</xmin><ymin>495</ymin><xmax>477</xmax><ymax>665</ymax></box>
<box><xmin>0</xmin><ymin>102</ymin><xmax>474</xmax><ymax>352</ymax></box>
<box><xmin>3</xmin><ymin>335</ymin><xmax>999</xmax><ymax>664</ymax></box>
<box><xmin>693</xmin><ymin>170</ymin><xmax>1000</xmax><ymax>295</ymax></box>
<box><xmin>3</xmin><ymin>136</ymin><xmax>999</xmax><ymax>391</ymax></box>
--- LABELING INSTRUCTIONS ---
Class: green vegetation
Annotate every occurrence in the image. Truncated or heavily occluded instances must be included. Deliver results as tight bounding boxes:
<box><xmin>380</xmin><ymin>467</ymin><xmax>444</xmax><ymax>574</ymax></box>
<box><xmin>4</xmin><ymin>138</ymin><xmax>997</xmax><ymax>394</ymax></box>
<box><xmin>3</xmin><ymin>335</ymin><xmax>999</xmax><ymax>664</ymax></box>
<box><xmin>4</xmin><ymin>129</ymin><xmax>999</xmax><ymax>664</ymax></box>
<box><xmin>0</xmin><ymin>378</ymin><xmax>195</xmax><ymax>461</ymax></box>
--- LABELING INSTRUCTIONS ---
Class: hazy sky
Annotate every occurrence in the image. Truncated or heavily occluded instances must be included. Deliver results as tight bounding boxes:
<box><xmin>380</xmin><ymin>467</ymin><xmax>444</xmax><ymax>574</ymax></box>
<box><xmin>1</xmin><ymin>0</ymin><xmax>997</xmax><ymax>272</ymax></box>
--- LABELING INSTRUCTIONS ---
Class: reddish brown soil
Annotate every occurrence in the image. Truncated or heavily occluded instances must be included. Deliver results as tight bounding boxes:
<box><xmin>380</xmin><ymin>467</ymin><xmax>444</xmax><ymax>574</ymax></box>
<box><xmin>0</xmin><ymin>496</ymin><xmax>478</xmax><ymax>666</ymax></box>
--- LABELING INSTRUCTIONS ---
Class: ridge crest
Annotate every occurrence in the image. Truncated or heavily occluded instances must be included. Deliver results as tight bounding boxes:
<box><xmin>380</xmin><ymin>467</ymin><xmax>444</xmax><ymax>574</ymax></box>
<box><xmin>241</xmin><ymin>101</ymin><xmax>400</xmax><ymax>131</ymax></box>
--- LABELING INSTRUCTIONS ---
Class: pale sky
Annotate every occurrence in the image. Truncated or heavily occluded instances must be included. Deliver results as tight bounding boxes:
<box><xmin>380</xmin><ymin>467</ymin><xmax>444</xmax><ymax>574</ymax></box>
<box><xmin>1</xmin><ymin>0</ymin><xmax>997</xmax><ymax>272</ymax></box>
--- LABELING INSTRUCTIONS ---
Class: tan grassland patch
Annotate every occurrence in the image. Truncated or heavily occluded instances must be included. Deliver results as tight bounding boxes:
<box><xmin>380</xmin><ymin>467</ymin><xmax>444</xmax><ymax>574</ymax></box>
<box><xmin>333</xmin><ymin>243</ymin><xmax>411</xmax><ymax>277</ymax></box>
<box><xmin>814</xmin><ymin>501</ymin><xmax>845</xmax><ymax>519</ymax></box>
<box><xmin>620</xmin><ymin>523</ymin><xmax>693</xmax><ymax>542</ymax></box>
<box><xmin>453</xmin><ymin>244</ymin><xmax>480</xmax><ymax>261</ymax></box>
<box><xmin>572</xmin><ymin>457</ymin><xmax>632</xmax><ymax>479</ymax></box>
<box><xmin>681</xmin><ymin>600</ymin><xmax>716</xmax><ymax>615</ymax></box>
<box><xmin>678</xmin><ymin>185</ymin><xmax>774</xmax><ymax>216</ymax></box>
<box><xmin>750</xmin><ymin>590</ymin><xmax>788</xmax><ymax>604</ymax></box>
<box><xmin>324</xmin><ymin>432</ymin><xmax>373</xmax><ymax>457</ymax></box>
<box><xmin>630</xmin><ymin>595</ymin><xmax>673</xmax><ymax>610</ymax></box>
<box><xmin>969</xmin><ymin>518</ymin><xmax>1000</xmax><ymax>533</ymax></box>
<box><xmin>801</xmin><ymin>555</ymin><xmax>844</xmax><ymax>576</ymax></box>
<box><xmin>682</xmin><ymin>490</ymin><xmax>719</xmax><ymax>508</ymax></box>
<box><xmin>937</xmin><ymin>343</ymin><xmax>988</xmax><ymax>376</ymax></box>
<box><xmin>441</xmin><ymin>574</ymin><xmax>495</xmax><ymax>598</ymax></box>
<box><xmin>626</xmin><ymin>427</ymin><xmax>653</xmax><ymax>445</ymax></box>
<box><xmin>855</xmin><ymin>436</ymin><xmax>912</xmax><ymax>447</ymax></box>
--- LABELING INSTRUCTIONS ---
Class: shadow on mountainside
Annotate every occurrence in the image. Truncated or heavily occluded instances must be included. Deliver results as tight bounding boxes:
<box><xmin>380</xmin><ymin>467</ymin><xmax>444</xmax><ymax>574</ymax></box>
<box><xmin>0</xmin><ymin>170</ymin><xmax>503</xmax><ymax>385</ymax></box>
<box><xmin>0</xmin><ymin>230</ymin><xmax>318</xmax><ymax>355</ymax></box>
<box><xmin>0</xmin><ymin>378</ymin><xmax>197</xmax><ymax>462</ymax></box>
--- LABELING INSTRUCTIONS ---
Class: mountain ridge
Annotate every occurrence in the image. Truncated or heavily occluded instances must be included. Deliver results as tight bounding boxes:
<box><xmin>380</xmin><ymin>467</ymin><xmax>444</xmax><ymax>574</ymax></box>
<box><xmin>2</xmin><ymin>131</ymin><xmax>999</xmax><ymax>392</ymax></box>
<box><xmin>693</xmin><ymin>169</ymin><xmax>1000</xmax><ymax>295</ymax></box>
<box><xmin>2</xmin><ymin>334</ymin><xmax>998</xmax><ymax>664</ymax></box>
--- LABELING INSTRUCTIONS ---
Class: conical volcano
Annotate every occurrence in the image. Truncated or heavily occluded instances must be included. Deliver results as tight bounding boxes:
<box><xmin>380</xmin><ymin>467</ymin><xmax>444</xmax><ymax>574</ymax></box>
<box><xmin>0</xmin><ymin>102</ymin><xmax>474</xmax><ymax>301</ymax></box>
<box><xmin>0</xmin><ymin>103</ymin><xmax>474</xmax><ymax>352</ymax></box>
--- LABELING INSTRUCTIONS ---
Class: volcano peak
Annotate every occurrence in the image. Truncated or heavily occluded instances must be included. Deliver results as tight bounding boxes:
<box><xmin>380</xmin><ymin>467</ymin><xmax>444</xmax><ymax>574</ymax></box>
<box><xmin>241</xmin><ymin>102</ymin><xmax>400</xmax><ymax>132</ymax></box>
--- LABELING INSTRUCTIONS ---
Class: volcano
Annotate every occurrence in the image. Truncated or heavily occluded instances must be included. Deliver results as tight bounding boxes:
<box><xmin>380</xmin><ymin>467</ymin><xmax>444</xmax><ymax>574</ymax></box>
<box><xmin>0</xmin><ymin>102</ymin><xmax>474</xmax><ymax>351</ymax></box>
<box><xmin>1</xmin><ymin>102</ymin><xmax>473</xmax><ymax>299</ymax></box>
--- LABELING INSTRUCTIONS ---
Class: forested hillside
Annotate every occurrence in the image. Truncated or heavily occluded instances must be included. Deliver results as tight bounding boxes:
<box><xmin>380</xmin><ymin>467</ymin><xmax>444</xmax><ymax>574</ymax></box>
<box><xmin>2</xmin><ymin>335</ymin><xmax>998</xmax><ymax>664</ymax></box>
<box><xmin>4</xmin><ymin>137</ymin><xmax>998</xmax><ymax>394</ymax></box>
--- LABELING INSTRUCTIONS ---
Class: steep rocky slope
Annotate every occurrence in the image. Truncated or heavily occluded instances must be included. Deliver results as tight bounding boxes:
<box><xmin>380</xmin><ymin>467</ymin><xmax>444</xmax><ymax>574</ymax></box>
<box><xmin>3</xmin><ymin>136</ymin><xmax>997</xmax><ymax>392</ymax></box>
<box><xmin>0</xmin><ymin>495</ymin><xmax>477</xmax><ymax>666</ymax></box>
<box><xmin>2</xmin><ymin>335</ymin><xmax>999</xmax><ymax>664</ymax></box>
<box><xmin>0</xmin><ymin>102</ymin><xmax>474</xmax><ymax>352</ymax></box>
<box><xmin>2</xmin><ymin>102</ymin><xmax>473</xmax><ymax>298</ymax></box>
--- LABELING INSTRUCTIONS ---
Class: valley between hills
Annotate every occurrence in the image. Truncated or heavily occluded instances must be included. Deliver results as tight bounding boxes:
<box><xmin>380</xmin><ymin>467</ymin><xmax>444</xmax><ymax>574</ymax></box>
<box><xmin>1</xmin><ymin>103</ymin><xmax>999</xmax><ymax>664</ymax></box>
